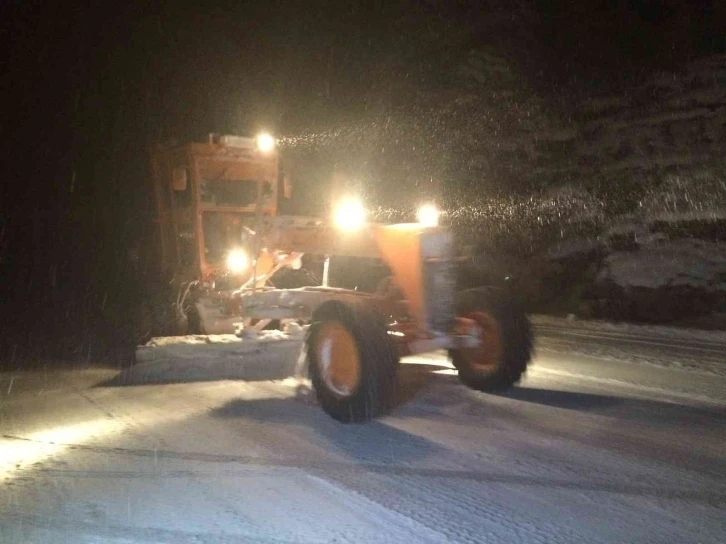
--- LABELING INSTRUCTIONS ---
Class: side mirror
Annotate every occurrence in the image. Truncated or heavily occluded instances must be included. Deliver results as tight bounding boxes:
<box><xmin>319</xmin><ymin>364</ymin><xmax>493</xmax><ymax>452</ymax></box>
<box><xmin>172</xmin><ymin>168</ymin><xmax>188</xmax><ymax>191</ymax></box>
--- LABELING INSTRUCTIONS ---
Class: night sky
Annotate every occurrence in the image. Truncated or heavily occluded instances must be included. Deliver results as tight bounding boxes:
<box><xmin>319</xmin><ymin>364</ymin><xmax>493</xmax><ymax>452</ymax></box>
<box><xmin>1</xmin><ymin>1</ymin><xmax>723</xmax><ymax>363</ymax></box>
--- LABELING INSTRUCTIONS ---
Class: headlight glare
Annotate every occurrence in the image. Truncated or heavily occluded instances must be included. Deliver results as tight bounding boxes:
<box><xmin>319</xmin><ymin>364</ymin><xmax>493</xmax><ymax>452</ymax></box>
<box><xmin>226</xmin><ymin>249</ymin><xmax>249</xmax><ymax>274</ymax></box>
<box><xmin>334</xmin><ymin>198</ymin><xmax>366</xmax><ymax>231</ymax></box>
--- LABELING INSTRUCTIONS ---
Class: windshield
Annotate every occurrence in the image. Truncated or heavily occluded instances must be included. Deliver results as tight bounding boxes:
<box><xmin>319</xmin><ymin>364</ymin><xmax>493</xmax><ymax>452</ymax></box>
<box><xmin>197</xmin><ymin>157</ymin><xmax>276</xmax><ymax>208</ymax></box>
<box><xmin>202</xmin><ymin>211</ymin><xmax>254</xmax><ymax>264</ymax></box>
<box><xmin>200</xmin><ymin>177</ymin><xmax>258</xmax><ymax>207</ymax></box>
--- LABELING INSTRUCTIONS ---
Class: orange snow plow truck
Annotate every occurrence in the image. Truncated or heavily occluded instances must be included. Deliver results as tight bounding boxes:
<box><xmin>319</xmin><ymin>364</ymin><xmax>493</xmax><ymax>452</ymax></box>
<box><xmin>135</xmin><ymin>133</ymin><xmax>532</xmax><ymax>423</ymax></box>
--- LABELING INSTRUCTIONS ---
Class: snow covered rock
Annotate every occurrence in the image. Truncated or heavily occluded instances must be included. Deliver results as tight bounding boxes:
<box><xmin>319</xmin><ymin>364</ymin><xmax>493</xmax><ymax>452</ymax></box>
<box><xmin>598</xmin><ymin>239</ymin><xmax>726</xmax><ymax>291</ymax></box>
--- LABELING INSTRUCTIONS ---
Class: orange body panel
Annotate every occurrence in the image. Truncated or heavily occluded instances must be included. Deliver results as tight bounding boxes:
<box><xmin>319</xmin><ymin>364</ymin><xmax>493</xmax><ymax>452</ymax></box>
<box><xmin>259</xmin><ymin>221</ymin><xmax>451</xmax><ymax>332</ymax></box>
<box><xmin>371</xmin><ymin>225</ymin><xmax>426</xmax><ymax>328</ymax></box>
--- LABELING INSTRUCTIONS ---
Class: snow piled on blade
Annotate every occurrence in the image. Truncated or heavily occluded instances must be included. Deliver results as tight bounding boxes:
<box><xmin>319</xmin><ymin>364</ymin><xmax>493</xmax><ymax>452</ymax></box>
<box><xmin>145</xmin><ymin>332</ymin><xmax>291</xmax><ymax>347</ymax></box>
<box><xmin>128</xmin><ymin>332</ymin><xmax>304</xmax><ymax>384</ymax></box>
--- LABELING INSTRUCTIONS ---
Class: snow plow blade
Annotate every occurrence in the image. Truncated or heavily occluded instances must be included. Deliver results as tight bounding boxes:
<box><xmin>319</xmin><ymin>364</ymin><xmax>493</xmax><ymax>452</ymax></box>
<box><xmin>125</xmin><ymin>331</ymin><xmax>305</xmax><ymax>385</ymax></box>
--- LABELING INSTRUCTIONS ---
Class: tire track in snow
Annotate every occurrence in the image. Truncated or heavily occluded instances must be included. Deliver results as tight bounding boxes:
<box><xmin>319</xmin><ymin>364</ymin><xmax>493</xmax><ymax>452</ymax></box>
<box><xmin>3</xmin><ymin>435</ymin><xmax>723</xmax><ymax>505</ymax></box>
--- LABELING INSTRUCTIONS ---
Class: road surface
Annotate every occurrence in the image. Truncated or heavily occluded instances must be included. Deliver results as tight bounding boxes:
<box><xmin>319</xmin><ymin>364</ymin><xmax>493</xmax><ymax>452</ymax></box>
<box><xmin>1</xmin><ymin>323</ymin><xmax>725</xmax><ymax>543</ymax></box>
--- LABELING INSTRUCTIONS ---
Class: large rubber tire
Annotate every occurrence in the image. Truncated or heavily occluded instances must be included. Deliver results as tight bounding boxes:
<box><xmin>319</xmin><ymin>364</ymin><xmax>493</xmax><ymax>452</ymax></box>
<box><xmin>307</xmin><ymin>301</ymin><xmax>399</xmax><ymax>423</ymax></box>
<box><xmin>449</xmin><ymin>287</ymin><xmax>532</xmax><ymax>392</ymax></box>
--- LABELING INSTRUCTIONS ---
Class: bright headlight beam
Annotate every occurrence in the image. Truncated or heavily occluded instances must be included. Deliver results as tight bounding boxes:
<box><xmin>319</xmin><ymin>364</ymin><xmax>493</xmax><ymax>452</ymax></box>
<box><xmin>0</xmin><ymin>419</ymin><xmax>125</xmax><ymax>478</ymax></box>
<box><xmin>226</xmin><ymin>249</ymin><xmax>249</xmax><ymax>274</ymax></box>
<box><xmin>256</xmin><ymin>133</ymin><xmax>275</xmax><ymax>153</ymax></box>
<box><xmin>334</xmin><ymin>198</ymin><xmax>366</xmax><ymax>231</ymax></box>
<box><xmin>417</xmin><ymin>204</ymin><xmax>439</xmax><ymax>227</ymax></box>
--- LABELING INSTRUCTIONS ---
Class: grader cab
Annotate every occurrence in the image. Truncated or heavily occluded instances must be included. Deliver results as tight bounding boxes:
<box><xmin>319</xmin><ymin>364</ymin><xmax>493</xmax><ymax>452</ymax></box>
<box><xmin>138</xmin><ymin>134</ymin><xmax>532</xmax><ymax>423</ymax></box>
<box><xmin>149</xmin><ymin>133</ymin><xmax>282</xmax><ymax>289</ymax></box>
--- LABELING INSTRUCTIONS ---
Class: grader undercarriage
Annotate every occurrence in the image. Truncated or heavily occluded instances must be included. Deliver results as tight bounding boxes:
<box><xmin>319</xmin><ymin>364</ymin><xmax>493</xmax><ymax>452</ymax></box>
<box><xmin>135</xmin><ymin>134</ymin><xmax>532</xmax><ymax>423</ymax></box>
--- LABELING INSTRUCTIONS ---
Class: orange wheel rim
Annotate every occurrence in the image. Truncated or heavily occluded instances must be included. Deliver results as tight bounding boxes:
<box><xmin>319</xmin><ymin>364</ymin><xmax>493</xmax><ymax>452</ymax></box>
<box><xmin>316</xmin><ymin>322</ymin><xmax>361</xmax><ymax>397</ymax></box>
<box><xmin>461</xmin><ymin>312</ymin><xmax>503</xmax><ymax>371</ymax></box>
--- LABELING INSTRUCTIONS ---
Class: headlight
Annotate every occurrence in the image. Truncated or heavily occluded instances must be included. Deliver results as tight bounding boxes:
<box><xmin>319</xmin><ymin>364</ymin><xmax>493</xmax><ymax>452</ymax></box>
<box><xmin>255</xmin><ymin>132</ymin><xmax>275</xmax><ymax>153</ymax></box>
<box><xmin>417</xmin><ymin>204</ymin><xmax>439</xmax><ymax>227</ymax></box>
<box><xmin>226</xmin><ymin>249</ymin><xmax>249</xmax><ymax>274</ymax></box>
<box><xmin>333</xmin><ymin>197</ymin><xmax>366</xmax><ymax>231</ymax></box>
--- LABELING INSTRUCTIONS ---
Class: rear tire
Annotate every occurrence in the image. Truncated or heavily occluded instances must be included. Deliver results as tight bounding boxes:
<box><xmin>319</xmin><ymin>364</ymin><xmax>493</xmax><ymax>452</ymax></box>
<box><xmin>307</xmin><ymin>301</ymin><xmax>399</xmax><ymax>423</ymax></box>
<box><xmin>449</xmin><ymin>288</ymin><xmax>532</xmax><ymax>391</ymax></box>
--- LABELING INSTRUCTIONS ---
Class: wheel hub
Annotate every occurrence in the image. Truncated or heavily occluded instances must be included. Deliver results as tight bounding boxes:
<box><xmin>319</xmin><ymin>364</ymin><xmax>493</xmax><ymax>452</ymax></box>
<box><xmin>461</xmin><ymin>311</ymin><xmax>504</xmax><ymax>372</ymax></box>
<box><xmin>316</xmin><ymin>322</ymin><xmax>361</xmax><ymax>398</ymax></box>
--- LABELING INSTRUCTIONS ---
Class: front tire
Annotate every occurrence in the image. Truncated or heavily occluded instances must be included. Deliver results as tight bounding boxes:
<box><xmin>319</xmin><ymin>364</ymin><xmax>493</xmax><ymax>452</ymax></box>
<box><xmin>449</xmin><ymin>288</ymin><xmax>532</xmax><ymax>391</ymax></box>
<box><xmin>307</xmin><ymin>301</ymin><xmax>399</xmax><ymax>423</ymax></box>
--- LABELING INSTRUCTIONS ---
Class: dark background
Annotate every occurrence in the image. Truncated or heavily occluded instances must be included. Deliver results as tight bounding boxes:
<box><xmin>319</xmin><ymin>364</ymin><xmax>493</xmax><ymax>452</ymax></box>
<box><xmin>1</xmin><ymin>1</ymin><xmax>724</xmax><ymax>364</ymax></box>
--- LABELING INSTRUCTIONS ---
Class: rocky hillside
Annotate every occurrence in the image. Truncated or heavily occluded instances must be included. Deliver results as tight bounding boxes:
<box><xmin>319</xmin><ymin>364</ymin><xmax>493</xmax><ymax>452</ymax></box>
<box><xmin>531</xmin><ymin>54</ymin><xmax>726</xmax><ymax>216</ymax></box>
<box><xmin>460</xmin><ymin>54</ymin><xmax>726</xmax><ymax>326</ymax></box>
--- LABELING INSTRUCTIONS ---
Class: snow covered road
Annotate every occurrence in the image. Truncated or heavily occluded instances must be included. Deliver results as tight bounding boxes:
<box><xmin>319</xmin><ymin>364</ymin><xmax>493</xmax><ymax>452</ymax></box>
<box><xmin>1</xmin><ymin>324</ymin><xmax>725</xmax><ymax>543</ymax></box>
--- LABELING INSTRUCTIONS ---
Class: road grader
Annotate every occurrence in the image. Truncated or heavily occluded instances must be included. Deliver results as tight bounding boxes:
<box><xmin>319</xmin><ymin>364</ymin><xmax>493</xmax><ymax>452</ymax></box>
<box><xmin>136</xmin><ymin>133</ymin><xmax>532</xmax><ymax>423</ymax></box>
